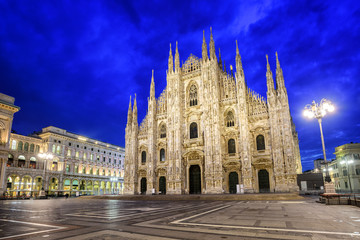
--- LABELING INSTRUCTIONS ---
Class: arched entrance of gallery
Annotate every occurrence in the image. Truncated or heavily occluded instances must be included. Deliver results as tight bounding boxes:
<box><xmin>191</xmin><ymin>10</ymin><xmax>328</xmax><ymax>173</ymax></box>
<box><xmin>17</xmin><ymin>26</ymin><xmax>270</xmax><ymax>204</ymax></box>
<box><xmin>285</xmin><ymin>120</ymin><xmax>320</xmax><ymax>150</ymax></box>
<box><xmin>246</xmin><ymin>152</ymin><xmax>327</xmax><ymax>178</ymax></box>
<box><xmin>258</xmin><ymin>169</ymin><xmax>270</xmax><ymax>193</ymax></box>
<box><xmin>229</xmin><ymin>172</ymin><xmax>239</xmax><ymax>194</ymax></box>
<box><xmin>189</xmin><ymin>165</ymin><xmax>201</xmax><ymax>194</ymax></box>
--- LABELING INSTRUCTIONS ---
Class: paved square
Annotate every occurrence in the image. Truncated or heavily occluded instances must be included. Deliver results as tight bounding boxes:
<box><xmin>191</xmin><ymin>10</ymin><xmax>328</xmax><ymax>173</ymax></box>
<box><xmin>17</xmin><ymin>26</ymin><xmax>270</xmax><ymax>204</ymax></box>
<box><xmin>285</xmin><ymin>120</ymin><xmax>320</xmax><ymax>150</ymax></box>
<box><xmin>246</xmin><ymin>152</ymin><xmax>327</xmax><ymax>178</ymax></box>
<box><xmin>0</xmin><ymin>197</ymin><xmax>359</xmax><ymax>239</ymax></box>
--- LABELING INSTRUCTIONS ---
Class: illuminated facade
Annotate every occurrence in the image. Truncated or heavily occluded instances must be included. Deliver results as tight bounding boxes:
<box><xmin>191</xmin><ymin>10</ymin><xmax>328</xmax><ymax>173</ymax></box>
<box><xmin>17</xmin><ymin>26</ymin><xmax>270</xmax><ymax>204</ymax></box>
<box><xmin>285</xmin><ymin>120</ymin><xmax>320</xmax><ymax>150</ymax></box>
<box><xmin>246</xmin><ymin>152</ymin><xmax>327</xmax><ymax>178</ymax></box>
<box><xmin>124</xmin><ymin>29</ymin><xmax>302</xmax><ymax>195</ymax></box>
<box><xmin>6</xmin><ymin>126</ymin><xmax>125</xmax><ymax>197</ymax></box>
<box><xmin>0</xmin><ymin>93</ymin><xmax>20</xmax><ymax>195</ymax></box>
<box><xmin>329</xmin><ymin>142</ymin><xmax>360</xmax><ymax>193</ymax></box>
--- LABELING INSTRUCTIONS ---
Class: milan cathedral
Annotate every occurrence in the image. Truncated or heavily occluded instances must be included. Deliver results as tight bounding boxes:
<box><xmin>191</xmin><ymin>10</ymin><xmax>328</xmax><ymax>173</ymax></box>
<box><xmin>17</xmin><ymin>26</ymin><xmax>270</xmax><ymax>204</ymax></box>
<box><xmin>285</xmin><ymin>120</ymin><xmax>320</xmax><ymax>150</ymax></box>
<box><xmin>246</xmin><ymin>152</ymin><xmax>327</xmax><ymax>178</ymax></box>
<box><xmin>124</xmin><ymin>28</ymin><xmax>302</xmax><ymax>195</ymax></box>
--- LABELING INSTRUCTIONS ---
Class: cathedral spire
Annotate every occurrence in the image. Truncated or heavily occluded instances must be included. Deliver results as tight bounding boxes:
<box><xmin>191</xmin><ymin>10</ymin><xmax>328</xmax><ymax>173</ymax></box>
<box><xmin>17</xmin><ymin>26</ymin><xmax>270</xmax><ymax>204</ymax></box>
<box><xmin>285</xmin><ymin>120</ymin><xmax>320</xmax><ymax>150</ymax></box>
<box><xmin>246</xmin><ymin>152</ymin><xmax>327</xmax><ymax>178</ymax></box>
<box><xmin>132</xmin><ymin>93</ymin><xmax>138</xmax><ymax>127</ymax></box>
<box><xmin>235</xmin><ymin>40</ymin><xmax>243</xmax><ymax>74</ymax></box>
<box><xmin>209</xmin><ymin>27</ymin><xmax>217</xmax><ymax>61</ymax></box>
<box><xmin>275</xmin><ymin>52</ymin><xmax>285</xmax><ymax>91</ymax></box>
<box><xmin>168</xmin><ymin>43</ymin><xmax>173</xmax><ymax>74</ymax></box>
<box><xmin>150</xmin><ymin>70</ymin><xmax>155</xmax><ymax>100</ymax></box>
<box><xmin>127</xmin><ymin>95</ymin><xmax>132</xmax><ymax>126</ymax></box>
<box><xmin>202</xmin><ymin>30</ymin><xmax>208</xmax><ymax>61</ymax></box>
<box><xmin>174</xmin><ymin>41</ymin><xmax>180</xmax><ymax>73</ymax></box>
<box><xmin>218</xmin><ymin>48</ymin><xmax>223</xmax><ymax>70</ymax></box>
<box><xmin>266</xmin><ymin>54</ymin><xmax>275</xmax><ymax>94</ymax></box>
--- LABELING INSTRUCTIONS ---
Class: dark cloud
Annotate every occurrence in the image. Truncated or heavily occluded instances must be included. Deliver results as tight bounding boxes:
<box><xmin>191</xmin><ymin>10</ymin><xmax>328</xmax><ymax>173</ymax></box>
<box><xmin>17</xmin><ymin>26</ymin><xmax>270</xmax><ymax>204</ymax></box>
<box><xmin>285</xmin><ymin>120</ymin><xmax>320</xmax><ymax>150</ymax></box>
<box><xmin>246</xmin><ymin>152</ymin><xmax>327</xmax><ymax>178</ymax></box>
<box><xmin>1</xmin><ymin>0</ymin><xmax>359</xmax><ymax>171</ymax></box>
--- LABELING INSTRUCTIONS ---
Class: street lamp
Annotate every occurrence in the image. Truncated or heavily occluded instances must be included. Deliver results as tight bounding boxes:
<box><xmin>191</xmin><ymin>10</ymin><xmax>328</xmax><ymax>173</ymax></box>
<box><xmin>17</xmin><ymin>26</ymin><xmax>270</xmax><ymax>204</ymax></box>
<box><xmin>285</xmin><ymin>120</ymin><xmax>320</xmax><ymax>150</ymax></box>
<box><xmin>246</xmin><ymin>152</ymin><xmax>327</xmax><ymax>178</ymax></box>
<box><xmin>303</xmin><ymin>98</ymin><xmax>335</xmax><ymax>183</ymax></box>
<box><xmin>340</xmin><ymin>159</ymin><xmax>354</xmax><ymax>193</ymax></box>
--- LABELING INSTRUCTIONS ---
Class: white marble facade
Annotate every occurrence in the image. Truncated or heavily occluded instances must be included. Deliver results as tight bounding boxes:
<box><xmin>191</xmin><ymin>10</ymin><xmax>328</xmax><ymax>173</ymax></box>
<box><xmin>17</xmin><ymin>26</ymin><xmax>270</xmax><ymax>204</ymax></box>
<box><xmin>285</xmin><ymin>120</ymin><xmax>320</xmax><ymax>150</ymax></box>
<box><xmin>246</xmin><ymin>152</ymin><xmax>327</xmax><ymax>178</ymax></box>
<box><xmin>124</xmin><ymin>29</ymin><xmax>302</xmax><ymax>195</ymax></box>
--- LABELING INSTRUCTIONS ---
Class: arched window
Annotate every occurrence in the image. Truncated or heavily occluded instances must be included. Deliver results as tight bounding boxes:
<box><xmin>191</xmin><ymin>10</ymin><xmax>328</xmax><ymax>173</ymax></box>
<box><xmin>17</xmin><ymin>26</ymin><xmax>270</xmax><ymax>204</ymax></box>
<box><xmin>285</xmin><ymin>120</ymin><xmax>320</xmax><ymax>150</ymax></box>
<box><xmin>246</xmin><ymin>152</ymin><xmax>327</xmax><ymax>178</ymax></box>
<box><xmin>35</xmin><ymin>145</ymin><xmax>40</xmax><ymax>153</ymax></box>
<box><xmin>18</xmin><ymin>155</ymin><xmax>25</xmax><ymax>167</ymax></box>
<box><xmin>160</xmin><ymin>124</ymin><xmax>166</xmax><ymax>138</ymax></box>
<box><xmin>56</xmin><ymin>146</ymin><xmax>61</xmax><ymax>154</ymax></box>
<box><xmin>228</xmin><ymin>139</ymin><xmax>236</xmax><ymax>154</ymax></box>
<box><xmin>189</xmin><ymin>84</ymin><xmax>198</xmax><ymax>106</ymax></box>
<box><xmin>141</xmin><ymin>151</ymin><xmax>146</xmax><ymax>164</ymax></box>
<box><xmin>256</xmin><ymin>135</ymin><xmax>265</xmax><ymax>150</ymax></box>
<box><xmin>52</xmin><ymin>160</ymin><xmax>58</xmax><ymax>171</ymax></box>
<box><xmin>190</xmin><ymin>122</ymin><xmax>198</xmax><ymax>139</ymax></box>
<box><xmin>11</xmin><ymin>140</ymin><xmax>17</xmax><ymax>150</ymax></box>
<box><xmin>30</xmin><ymin>157</ymin><xmax>36</xmax><ymax>169</ymax></box>
<box><xmin>160</xmin><ymin>148</ymin><xmax>165</xmax><ymax>162</ymax></box>
<box><xmin>24</xmin><ymin>142</ymin><xmax>29</xmax><ymax>151</ymax></box>
<box><xmin>17</xmin><ymin>141</ymin><xmax>23</xmax><ymax>151</ymax></box>
<box><xmin>226</xmin><ymin>111</ymin><xmax>235</xmax><ymax>127</ymax></box>
<box><xmin>30</xmin><ymin>144</ymin><xmax>35</xmax><ymax>152</ymax></box>
<box><xmin>7</xmin><ymin>154</ymin><xmax>14</xmax><ymax>167</ymax></box>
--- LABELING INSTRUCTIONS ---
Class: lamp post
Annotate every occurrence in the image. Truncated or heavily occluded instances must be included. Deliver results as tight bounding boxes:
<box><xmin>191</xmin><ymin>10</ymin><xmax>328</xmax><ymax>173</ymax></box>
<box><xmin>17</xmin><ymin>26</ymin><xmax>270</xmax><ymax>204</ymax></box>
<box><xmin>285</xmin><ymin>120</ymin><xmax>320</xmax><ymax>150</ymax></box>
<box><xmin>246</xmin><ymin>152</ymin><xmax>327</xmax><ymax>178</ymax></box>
<box><xmin>303</xmin><ymin>98</ymin><xmax>335</xmax><ymax>184</ymax></box>
<box><xmin>340</xmin><ymin>159</ymin><xmax>354</xmax><ymax>193</ymax></box>
<box><xmin>38</xmin><ymin>152</ymin><xmax>53</xmax><ymax>192</ymax></box>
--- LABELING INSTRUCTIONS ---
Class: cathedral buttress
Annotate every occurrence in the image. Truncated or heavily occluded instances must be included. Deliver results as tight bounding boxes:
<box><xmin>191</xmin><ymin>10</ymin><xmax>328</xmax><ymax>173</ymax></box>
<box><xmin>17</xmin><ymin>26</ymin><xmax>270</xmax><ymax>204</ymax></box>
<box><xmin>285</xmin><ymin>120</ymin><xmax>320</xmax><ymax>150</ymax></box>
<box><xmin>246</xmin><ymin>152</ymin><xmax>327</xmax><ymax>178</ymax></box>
<box><xmin>166</xmin><ymin>43</ymin><xmax>183</xmax><ymax>194</ymax></box>
<box><xmin>275</xmin><ymin>53</ymin><xmax>299</xmax><ymax>191</ymax></box>
<box><xmin>124</xmin><ymin>96</ymin><xmax>133</xmax><ymax>194</ymax></box>
<box><xmin>203</xmin><ymin>29</ymin><xmax>222</xmax><ymax>193</ymax></box>
<box><xmin>132</xmin><ymin>94</ymin><xmax>139</xmax><ymax>193</ymax></box>
<box><xmin>147</xmin><ymin>70</ymin><xmax>157</xmax><ymax>194</ymax></box>
<box><xmin>235</xmin><ymin>42</ymin><xmax>253</xmax><ymax>193</ymax></box>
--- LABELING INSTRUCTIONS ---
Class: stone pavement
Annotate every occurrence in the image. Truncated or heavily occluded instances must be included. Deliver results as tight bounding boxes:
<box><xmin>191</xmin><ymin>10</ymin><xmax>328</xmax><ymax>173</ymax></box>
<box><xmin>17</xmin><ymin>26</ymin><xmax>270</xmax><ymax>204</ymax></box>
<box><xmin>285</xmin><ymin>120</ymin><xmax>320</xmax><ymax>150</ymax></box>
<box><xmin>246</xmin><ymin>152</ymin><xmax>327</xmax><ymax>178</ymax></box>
<box><xmin>0</xmin><ymin>196</ymin><xmax>359</xmax><ymax>239</ymax></box>
<box><xmin>82</xmin><ymin>192</ymin><xmax>305</xmax><ymax>201</ymax></box>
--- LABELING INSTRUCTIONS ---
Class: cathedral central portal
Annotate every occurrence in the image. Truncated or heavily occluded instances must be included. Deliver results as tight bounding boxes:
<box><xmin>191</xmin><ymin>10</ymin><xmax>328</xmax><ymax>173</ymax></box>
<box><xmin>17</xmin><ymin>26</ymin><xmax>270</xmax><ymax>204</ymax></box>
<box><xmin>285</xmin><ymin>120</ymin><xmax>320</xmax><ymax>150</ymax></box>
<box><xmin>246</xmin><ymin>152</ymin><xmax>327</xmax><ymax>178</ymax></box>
<box><xmin>189</xmin><ymin>165</ymin><xmax>201</xmax><ymax>194</ymax></box>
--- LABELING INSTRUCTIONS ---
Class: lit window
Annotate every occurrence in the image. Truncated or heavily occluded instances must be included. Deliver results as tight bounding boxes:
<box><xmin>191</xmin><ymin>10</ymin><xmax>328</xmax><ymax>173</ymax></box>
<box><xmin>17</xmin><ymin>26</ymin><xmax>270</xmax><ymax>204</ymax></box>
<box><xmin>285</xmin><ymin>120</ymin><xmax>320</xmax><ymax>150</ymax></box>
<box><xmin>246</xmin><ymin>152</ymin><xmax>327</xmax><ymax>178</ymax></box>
<box><xmin>11</xmin><ymin>140</ymin><xmax>17</xmax><ymax>150</ymax></box>
<box><xmin>56</xmin><ymin>146</ymin><xmax>61</xmax><ymax>154</ymax></box>
<box><xmin>75</xmin><ymin>151</ymin><xmax>79</xmax><ymax>158</ymax></box>
<box><xmin>52</xmin><ymin>145</ymin><xmax>56</xmax><ymax>153</ymax></box>
<box><xmin>67</xmin><ymin>149</ymin><xmax>71</xmax><ymax>157</ymax></box>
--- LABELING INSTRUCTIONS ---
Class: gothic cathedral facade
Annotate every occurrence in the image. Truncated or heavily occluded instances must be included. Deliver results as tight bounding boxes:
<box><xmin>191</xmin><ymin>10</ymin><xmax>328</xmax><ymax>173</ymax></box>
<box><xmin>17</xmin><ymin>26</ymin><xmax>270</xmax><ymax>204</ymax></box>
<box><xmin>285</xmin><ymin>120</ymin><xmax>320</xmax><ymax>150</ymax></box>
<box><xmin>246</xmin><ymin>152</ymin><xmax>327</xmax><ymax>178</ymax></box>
<box><xmin>124</xmin><ymin>29</ymin><xmax>302</xmax><ymax>195</ymax></box>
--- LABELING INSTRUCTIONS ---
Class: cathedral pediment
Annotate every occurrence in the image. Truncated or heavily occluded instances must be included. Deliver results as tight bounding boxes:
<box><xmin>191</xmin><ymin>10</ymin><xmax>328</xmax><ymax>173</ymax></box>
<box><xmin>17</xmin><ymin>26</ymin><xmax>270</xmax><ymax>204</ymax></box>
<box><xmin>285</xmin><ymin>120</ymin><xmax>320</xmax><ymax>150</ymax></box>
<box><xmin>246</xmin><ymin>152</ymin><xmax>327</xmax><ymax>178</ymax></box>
<box><xmin>182</xmin><ymin>54</ymin><xmax>200</xmax><ymax>75</ymax></box>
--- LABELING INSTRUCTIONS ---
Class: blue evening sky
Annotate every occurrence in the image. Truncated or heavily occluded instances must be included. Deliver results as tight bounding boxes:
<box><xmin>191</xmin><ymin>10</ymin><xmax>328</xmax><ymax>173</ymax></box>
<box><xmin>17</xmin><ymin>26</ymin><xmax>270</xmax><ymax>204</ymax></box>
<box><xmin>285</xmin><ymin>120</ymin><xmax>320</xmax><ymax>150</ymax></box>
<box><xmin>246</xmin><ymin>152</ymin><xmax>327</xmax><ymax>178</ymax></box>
<box><xmin>1</xmin><ymin>0</ymin><xmax>359</xmax><ymax>171</ymax></box>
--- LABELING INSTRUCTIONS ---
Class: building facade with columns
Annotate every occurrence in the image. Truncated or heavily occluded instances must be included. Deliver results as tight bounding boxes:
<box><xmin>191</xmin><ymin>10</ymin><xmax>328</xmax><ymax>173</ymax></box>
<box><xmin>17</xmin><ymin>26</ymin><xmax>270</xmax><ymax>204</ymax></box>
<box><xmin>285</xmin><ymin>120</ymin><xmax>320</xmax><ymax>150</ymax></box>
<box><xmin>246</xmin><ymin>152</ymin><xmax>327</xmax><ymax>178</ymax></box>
<box><xmin>6</xmin><ymin>126</ymin><xmax>125</xmax><ymax>197</ymax></box>
<box><xmin>328</xmin><ymin>142</ymin><xmax>360</xmax><ymax>193</ymax></box>
<box><xmin>0</xmin><ymin>93</ymin><xmax>20</xmax><ymax>195</ymax></box>
<box><xmin>124</xmin><ymin>29</ymin><xmax>302</xmax><ymax>195</ymax></box>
